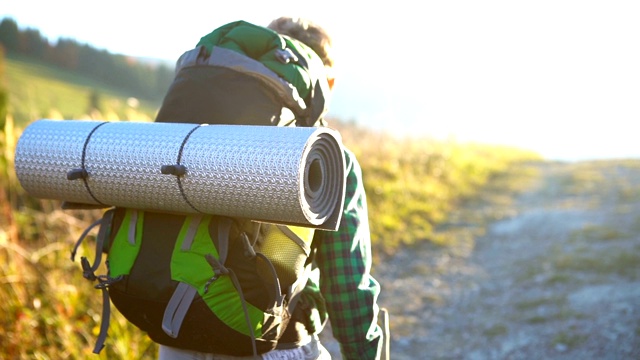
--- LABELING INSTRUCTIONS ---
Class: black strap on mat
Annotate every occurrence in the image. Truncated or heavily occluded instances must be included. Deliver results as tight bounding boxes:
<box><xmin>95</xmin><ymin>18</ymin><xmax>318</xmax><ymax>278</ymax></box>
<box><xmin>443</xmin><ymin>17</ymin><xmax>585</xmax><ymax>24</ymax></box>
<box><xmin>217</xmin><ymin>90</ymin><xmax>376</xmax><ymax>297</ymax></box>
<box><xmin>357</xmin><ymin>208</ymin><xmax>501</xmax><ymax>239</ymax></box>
<box><xmin>65</xmin><ymin>121</ymin><xmax>109</xmax><ymax>206</ymax></box>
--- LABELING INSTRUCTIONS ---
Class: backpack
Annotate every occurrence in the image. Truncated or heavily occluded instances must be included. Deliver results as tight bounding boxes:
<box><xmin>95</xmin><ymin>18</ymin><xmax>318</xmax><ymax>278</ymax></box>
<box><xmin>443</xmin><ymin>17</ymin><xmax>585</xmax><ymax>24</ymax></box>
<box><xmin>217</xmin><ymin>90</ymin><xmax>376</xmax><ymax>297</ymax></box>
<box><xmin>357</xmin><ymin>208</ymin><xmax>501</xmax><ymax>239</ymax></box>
<box><xmin>14</xmin><ymin>20</ymin><xmax>343</xmax><ymax>357</ymax></box>
<box><xmin>73</xmin><ymin>207</ymin><xmax>320</xmax><ymax>356</ymax></box>
<box><xmin>155</xmin><ymin>20</ymin><xmax>331</xmax><ymax>128</ymax></box>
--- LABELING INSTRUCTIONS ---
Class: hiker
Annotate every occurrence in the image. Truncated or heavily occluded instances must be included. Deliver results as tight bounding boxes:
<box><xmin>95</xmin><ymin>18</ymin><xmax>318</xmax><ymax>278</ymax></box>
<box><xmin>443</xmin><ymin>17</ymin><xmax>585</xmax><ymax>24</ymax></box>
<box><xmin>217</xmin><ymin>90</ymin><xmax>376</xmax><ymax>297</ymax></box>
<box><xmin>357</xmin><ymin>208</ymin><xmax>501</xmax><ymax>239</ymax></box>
<box><xmin>157</xmin><ymin>17</ymin><xmax>383</xmax><ymax>360</ymax></box>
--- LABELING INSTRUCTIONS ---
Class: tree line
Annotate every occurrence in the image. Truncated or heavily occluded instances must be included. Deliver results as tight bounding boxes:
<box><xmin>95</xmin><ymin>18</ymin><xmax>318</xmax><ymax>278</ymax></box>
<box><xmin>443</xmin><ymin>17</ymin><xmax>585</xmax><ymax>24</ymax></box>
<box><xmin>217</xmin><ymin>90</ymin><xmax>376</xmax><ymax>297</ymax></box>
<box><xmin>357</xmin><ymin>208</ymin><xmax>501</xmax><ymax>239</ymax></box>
<box><xmin>0</xmin><ymin>17</ymin><xmax>174</xmax><ymax>102</ymax></box>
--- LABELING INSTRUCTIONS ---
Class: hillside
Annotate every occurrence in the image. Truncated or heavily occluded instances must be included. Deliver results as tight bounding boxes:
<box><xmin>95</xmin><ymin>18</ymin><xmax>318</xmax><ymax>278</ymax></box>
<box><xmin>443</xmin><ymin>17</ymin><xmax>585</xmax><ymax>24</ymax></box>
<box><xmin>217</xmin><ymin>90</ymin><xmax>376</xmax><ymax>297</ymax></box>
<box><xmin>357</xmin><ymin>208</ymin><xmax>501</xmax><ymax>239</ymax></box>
<box><xmin>0</xmin><ymin>17</ymin><xmax>174</xmax><ymax>106</ymax></box>
<box><xmin>5</xmin><ymin>54</ymin><xmax>163</xmax><ymax>126</ymax></box>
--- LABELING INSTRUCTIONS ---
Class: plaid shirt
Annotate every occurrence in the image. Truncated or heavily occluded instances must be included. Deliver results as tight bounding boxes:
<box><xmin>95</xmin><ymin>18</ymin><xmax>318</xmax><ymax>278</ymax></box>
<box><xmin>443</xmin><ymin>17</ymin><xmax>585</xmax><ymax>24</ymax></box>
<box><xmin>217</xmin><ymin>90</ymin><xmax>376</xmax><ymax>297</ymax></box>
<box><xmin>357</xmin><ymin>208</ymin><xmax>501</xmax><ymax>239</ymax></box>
<box><xmin>311</xmin><ymin>148</ymin><xmax>383</xmax><ymax>360</ymax></box>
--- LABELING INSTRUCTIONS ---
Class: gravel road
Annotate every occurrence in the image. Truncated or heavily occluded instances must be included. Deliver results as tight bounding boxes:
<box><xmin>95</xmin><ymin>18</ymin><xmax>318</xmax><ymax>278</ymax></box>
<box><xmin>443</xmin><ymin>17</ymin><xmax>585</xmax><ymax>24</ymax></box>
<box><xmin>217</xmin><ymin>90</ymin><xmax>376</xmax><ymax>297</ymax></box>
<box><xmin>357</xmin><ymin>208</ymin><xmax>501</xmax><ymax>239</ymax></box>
<box><xmin>322</xmin><ymin>160</ymin><xmax>640</xmax><ymax>359</ymax></box>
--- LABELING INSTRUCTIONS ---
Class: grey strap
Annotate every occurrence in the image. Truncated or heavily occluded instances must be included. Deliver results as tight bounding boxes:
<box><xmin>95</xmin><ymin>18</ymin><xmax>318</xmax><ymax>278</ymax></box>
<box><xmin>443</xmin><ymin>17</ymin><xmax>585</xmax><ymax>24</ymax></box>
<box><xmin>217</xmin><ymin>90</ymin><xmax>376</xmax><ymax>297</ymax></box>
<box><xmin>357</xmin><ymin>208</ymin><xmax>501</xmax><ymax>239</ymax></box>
<box><xmin>72</xmin><ymin>209</ymin><xmax>115</xmax><ymax>281</ymax></box>
<box><xmin>256</xmin><ymin>253</ymin><xmax>284</xmax><ymax>307</ymax></box>
<box><xmin>128</xmin><ymin>210</ymin><xmax>138</xmax><ymax>245</ymax></box>
<box><xmin>250</xmin><ymin>221</ymin><xmax>261</xmax><ymax>246</ymax></box>
<box><xmin>181</xmin><ymin>216</ymin><xmax>203</xmax><ymax>251</ymax></box>
<box><xmin>174</xmin><ymin>47</ymin><xmax>201</xmax><ymax>71</ymax></box>
<box><xmin>92</xmin><ymin>286</ymin><xmax>111</xmax><ymax>354</ymax></box>
<box><xmin>89</xmin><ymin>208</ymin><xmax>115</xmax><ymax>272</ymax></box>
<box><xmin>276</xmin><ymin>225</ymin><xmax>311</xmax><ymax>255</ymax></box>
<box><xmin>203</xmin><ymin>219</ymin><xmax>259</xmax><ymax>358</ymax></box>
<box><xmin>71</xmin><ymin>217</ymin><xmax>102</xmax><ymax>261</ymax></box>
<box><xmin>217</xmin><ymin>217</ymin><xmax>231</xmax><ymax>264</ymax></box>
<box><xmin>162</xmin><ymin>282</ymin><xmax>198</xmax><ymax>338</ymax></box>
<box><xmin>226</xmin><ymin>268</ymin><xmax>259</xmax><ymax>358</ymax></box>
<box><xmin>71</xmin><ymin>209</ymin><xmax>117</xmax><ymax>354</ymax></box>
<box><xmin>286</xmin><ymin>263</ymin><xmax>312</xmax><ymax>315</ymax></box>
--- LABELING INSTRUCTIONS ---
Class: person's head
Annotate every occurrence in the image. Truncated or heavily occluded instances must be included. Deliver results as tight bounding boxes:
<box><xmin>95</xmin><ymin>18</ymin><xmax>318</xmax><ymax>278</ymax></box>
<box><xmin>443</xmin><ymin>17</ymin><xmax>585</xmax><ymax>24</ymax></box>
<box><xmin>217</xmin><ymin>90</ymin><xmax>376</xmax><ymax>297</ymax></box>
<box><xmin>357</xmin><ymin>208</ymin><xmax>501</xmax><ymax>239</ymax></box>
<box><xmin>267</xmin><ymin>16</ymin><xmax>335</xmax><ymax>90</ymax></box>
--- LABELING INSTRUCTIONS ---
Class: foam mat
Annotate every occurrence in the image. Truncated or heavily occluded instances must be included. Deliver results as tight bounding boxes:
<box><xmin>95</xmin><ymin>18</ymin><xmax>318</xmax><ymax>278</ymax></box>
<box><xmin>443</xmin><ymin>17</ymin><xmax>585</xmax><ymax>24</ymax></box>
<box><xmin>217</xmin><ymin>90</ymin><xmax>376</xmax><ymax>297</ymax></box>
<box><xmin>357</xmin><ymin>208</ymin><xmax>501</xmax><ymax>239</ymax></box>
<box><xmin>14</xmin><ymin>119</ymin><xmax>346</xmax><ymax>230</ymax></box>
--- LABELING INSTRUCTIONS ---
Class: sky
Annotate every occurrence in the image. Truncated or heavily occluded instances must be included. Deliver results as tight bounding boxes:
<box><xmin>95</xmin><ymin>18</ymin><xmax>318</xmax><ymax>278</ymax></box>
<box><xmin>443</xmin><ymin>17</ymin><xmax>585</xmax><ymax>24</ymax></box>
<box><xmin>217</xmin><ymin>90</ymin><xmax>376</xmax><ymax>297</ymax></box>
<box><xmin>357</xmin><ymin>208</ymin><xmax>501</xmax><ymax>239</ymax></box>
<box><xmin>2</xmin><ymin>0</ymin><xmax>639</xmax><ymax>161</ymax></box>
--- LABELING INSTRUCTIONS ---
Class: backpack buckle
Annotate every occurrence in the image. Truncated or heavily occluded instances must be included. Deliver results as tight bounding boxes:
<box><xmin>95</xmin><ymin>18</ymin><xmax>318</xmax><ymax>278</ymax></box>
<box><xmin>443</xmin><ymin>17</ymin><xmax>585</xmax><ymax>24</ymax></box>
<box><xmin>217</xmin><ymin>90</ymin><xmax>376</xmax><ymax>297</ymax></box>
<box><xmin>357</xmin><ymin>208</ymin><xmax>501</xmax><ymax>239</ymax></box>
<box><xmin>204</xmin><ymin>254</ymin><xmax>230</xmax><ymax>293</ymax></box>
<box><xmin>94</xmin><ymin>275</ymin><xmax>123</xmax><ymax>289</ymax></box>
<box><xmin>81</xmin><ymin>256</ymin><xmax>97</xmax><ymax>281</ymax></box>
<box><xmin>275</xmin><ymin>48</ymin><xmax>298</xmax><ymax>64</ymax></box>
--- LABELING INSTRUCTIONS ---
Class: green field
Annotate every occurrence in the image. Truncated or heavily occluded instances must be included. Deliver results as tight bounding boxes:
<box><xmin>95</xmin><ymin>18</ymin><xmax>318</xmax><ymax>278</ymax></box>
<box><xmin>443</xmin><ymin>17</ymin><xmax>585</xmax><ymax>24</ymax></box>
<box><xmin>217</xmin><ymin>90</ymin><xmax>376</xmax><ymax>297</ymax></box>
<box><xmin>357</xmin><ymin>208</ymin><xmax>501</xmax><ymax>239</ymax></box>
<box><xmin>5</xmin><ymin>53</ymin><xmax>161</xmax><ymax>126</ymax></box>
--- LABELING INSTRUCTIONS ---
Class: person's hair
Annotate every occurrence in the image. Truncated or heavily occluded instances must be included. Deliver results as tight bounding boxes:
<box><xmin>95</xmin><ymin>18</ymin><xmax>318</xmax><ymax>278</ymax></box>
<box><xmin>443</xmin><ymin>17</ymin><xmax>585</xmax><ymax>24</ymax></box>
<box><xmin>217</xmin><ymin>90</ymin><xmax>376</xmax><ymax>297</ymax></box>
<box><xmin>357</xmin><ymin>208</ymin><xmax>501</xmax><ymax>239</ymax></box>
<box><xmin>267</xmin><ymin>16</ymin><xmax>334</xmax><ymax>68</ymax></box>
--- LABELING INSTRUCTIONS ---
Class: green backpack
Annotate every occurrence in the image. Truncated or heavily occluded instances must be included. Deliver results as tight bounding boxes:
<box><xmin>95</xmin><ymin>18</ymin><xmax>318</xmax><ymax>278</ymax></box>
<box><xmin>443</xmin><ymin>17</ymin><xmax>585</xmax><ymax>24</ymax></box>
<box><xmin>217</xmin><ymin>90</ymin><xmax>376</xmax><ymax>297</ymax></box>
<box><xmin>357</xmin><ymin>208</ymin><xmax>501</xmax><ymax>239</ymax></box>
<box><xmin>72</xmin><ymin>20</ymin><xmax>334</xmax><ymax>356</ymax></box>
<box><xmin>155</xmin><ymin>19</ymin><xmax>331</xmax><ymax>128</ymax></box>
<box><xmin>74</xmin><ymin>208</ymin><xmax>317</xmax><ymax>356</ymax></box>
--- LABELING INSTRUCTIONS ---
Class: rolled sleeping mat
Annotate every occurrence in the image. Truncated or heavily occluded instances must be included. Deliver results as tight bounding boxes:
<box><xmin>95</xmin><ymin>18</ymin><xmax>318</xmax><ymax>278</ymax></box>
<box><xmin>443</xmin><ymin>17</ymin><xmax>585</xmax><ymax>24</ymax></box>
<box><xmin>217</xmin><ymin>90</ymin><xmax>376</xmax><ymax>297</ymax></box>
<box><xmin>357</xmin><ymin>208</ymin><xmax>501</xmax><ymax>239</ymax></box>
<box><xmin>14</xmin><ymin>119</ymin><xmax>346</xmax><ymax>230</ymax></box>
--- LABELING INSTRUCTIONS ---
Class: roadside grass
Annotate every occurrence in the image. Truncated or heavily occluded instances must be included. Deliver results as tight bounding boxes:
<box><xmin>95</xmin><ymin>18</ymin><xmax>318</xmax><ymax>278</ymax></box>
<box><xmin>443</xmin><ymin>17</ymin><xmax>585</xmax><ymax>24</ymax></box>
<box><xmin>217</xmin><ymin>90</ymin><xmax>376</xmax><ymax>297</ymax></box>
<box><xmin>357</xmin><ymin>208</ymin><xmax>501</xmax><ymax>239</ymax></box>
<box><xmin>420</xmin><ymin>157</ymin><xmax>542</xmax><ymax>258</ymax></box>
<box><xmin>552</xmin><ymin>247</ymin><xmax>640</xmax><ymax>280</ymax></box>
<box><xmin>616</xmin><ymin>181</ymin><xmax>640</xmax><ymax>203</ymax></box>
<box><xmin>508</xmin><ymin>293</ymin><xmax>587</xmax><ymax>325</ymax></box>
<box><xmin>507</xmin><ymin>159</ymin><xmax>640</xmax><ymax>330</ymax></box>
<box><xmin>554</xmin><ymin>160</ymin><xmax>640</xmax><ymax>207</ymax></box>
<box><xmin>561</xmin><ymin>221</ymin><xmax>640</xmax><ymax>281</ymax></box>
<box><xmin>568</xmin><ymin>224</ymin><xmax>628</xmax><ymax>242</ymax></box>
<box><xmin>515</xmin><ymin>296</ymin><xmax>565</xmax><ymax>311</ymax></box>
<box><xmin>558</xmin><ymin>166</ymin><xmax>605</xmax><ymax>196</ymax></box>
<box><xmin>483</xmin><ymin>324</ymin><xmax>508</xmax><ymax>338</ymax></box>
<box><xmin>528</xmin><ymin>309</ymin><xmax>589</xmax><ymax>326</ymax></box>
<box><xmin>551</xmin><ymin>329</ymin><xmax>589</xmax><ymax>350</ymax></box>
<box><xmin>511</xmin><ymin>221</ymin><xmax>640</xmax><ymax>332</ymax></box>
<box><xmin>632</xmin><ymin>216</ymin><xmax>640</xmax><ymax>233</ymax></box>
<box><xmin>516</xmin><ymin>160</ymin><xmax>640</xmax><ymax>291</ymax></box>
<box><xmin>518</xmin><ymin>241</ymin><xmax>640</xmax><ymax>288</ymax></box>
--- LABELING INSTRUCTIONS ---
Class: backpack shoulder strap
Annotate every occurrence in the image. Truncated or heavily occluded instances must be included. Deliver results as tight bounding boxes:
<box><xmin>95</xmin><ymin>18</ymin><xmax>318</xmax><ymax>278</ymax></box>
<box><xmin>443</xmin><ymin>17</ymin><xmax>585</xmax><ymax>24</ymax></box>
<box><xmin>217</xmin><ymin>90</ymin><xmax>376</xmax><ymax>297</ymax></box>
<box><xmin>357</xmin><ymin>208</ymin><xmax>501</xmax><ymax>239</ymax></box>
<box><xmin>162</xmin><ymin>215</ymin><xmax>204</xmax><ymax>338</ymax></box>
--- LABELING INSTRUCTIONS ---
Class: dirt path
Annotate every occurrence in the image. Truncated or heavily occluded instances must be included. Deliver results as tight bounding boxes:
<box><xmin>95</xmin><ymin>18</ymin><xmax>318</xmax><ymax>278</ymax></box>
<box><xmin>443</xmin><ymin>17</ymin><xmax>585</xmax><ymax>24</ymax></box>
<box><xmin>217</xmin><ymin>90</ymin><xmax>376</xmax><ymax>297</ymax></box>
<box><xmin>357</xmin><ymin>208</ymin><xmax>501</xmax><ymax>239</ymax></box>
<box><xmin>323</xmin><ymin>160</ymin><xmax>640</xmax><ymax>359</ymax></box>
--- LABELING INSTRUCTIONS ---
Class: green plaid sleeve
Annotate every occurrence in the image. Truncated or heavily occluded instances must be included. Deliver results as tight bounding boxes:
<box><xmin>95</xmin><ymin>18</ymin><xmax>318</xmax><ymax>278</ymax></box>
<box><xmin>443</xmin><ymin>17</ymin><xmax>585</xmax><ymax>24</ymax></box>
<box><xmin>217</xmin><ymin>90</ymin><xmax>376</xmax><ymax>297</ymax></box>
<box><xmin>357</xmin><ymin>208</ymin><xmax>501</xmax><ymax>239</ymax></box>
<box><xmin>315</xmin><ymin>148</ymin><xmax>383</xmax><ymax>360</ymax></box>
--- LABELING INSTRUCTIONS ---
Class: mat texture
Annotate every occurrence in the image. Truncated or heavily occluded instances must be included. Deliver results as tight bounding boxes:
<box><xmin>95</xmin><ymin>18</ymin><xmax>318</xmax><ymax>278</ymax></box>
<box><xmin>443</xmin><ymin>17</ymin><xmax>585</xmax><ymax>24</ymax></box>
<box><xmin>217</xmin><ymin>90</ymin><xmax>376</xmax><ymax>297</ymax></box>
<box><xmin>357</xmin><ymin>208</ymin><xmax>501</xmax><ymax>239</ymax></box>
<box><xmin>15</xmin><ymin>120</ymin><xmax>346</xmax><ymax>229</ymax></box>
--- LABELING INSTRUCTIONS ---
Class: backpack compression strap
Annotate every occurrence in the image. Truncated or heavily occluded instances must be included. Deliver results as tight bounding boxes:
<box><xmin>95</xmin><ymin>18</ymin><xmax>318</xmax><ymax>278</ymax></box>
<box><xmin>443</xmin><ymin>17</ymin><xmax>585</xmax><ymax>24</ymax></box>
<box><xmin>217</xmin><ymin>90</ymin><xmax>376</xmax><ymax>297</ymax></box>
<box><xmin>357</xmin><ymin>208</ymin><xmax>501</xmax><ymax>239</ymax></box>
<box><xmin>161</xmin><ymin>215</ymin><xmax>245</xmax><ymax>339</ymax></box>
<box><xmin>162</xmin><ymin>216</ymin><xmax>204</xmax><ymax>338</ymax></box>
<box><xmin>162</xmin><ymin>216</ymin><xmax>274</xmax><ymax>358</ymax></box>
<box><xmin>71</xmin><ymin>208</ymin><xmax>122</xmax><ymax>354</ymax></box>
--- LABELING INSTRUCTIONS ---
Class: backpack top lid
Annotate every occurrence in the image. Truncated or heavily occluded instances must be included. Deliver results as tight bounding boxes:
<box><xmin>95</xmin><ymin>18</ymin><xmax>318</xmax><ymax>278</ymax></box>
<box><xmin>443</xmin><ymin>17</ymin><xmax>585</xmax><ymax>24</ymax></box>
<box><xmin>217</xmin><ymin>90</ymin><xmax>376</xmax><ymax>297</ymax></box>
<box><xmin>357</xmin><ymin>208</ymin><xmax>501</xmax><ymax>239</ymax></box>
<box><xmin>196</xmin><ymin>20</ymin><xmax>331</xmax><ymax>127</ymax></box>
